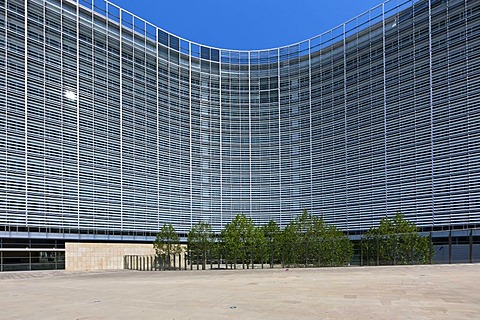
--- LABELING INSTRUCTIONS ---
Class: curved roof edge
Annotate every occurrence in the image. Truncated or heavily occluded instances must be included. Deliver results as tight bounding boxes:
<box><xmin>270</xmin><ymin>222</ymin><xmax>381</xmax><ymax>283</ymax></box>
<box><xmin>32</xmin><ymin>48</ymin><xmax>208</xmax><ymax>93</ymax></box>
<box><xmin>74</xmin><ymin>0</ymin><xmax>423</xmax><ymax>63</ymax></box>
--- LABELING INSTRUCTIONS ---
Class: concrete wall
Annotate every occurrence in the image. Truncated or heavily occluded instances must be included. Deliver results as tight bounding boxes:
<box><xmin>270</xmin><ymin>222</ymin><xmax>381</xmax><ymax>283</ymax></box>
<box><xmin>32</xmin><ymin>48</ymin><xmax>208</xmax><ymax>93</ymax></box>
<box><xmin>65</xmin><ymin>243</ymin><xmax>155</xmax><ymax>271</ymax></box>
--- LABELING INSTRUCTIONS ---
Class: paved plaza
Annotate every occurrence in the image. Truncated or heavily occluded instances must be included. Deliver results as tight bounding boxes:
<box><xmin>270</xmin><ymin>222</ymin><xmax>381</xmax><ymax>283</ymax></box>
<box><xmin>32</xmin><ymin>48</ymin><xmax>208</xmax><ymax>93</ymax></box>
<box><xmin>1</xmin><ymin>264</ymin><xmax>479</xmax><ymax>319</ymax></box>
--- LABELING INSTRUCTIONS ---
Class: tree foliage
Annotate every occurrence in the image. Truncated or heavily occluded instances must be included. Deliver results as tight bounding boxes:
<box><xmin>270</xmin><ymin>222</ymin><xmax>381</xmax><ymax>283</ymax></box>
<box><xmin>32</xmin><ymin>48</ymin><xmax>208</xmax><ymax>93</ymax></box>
<box><xmin>220</xmin><ymin>214</ymin><xmax>264</xmax><ymax>266</ymax></box>
<box><xmin>261</xmin><ymin>220</ymin><xmax>282</xmax><ymax>266</ymax></box>
<box><xmin>152</xmin><ymin>211</ymin><xmax>431</xmax><ymax>270</ymax></box>
<box><xmin>153</xmin><ymin>223</ymin><xmax>182</xmax><ymax>257</ymax></box>
<box><xmin>320</xmin><ymin>225</ymin><xmax>354</xmax><ymax>267</ymax></box>
<box><xmin>281</xmin><ymin>210</ymin><xmax>353</xmax><ymax>267</ymax></box>
<box><xmin>153</xmin><ymin>223</ymin><xmax>183</xmax><ymax>270</ymax></box>
<box><xmin>363</xmin><ymin>213</ymin><xmax>431</xmax><ymax>265</ymax></box>
<box><xmin>187</xmin><ymin>221</ymin><xmax>215</xmax><ymax>268</ymax></box>
<box><xmin>281</xmin><ymin>210</ymin><xmax>321</xmax><ymax>266</ymax></box>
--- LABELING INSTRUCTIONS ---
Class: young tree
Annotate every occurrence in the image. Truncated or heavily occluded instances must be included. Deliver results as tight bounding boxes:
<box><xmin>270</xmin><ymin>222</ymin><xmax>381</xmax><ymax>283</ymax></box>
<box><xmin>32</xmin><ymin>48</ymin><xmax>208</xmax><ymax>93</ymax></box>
<box><xmin>187</xmin><ymin>221</ymin><xmax>215</xmax><ymax>269</ymax></box>
<box><xmin>281</xmin><ymin>210</ymin><xmax>325</xmax><ymax>267</ymax></box>
<box><xmin>221</xmin><ymin>214</ymin><xmax>263</xmax><ymax>268</ymax></box>
<box><xmin>281</xmin><ymin>221</ymin><xmax>299</xmax><ymax>267</ymax></box>
<box><xmin>281</xmin><ymin>210</ymin><xmax>353</xmax><ymax>267</ymax></box>
<box><xmin>261</xmin><ymin>220</ymin><xmax>282</xmax><ymax>267</ymax></box>
<box><xmin>153</xmin><ymin>223</ymin><xmax>182</xmax><ymax>269</ymax></box>
<box><xmin>363</xmin><ymin>213</ymin><xmax>431</xmax><ymax>265</ymax></box>
<box><xmin>297</xmin><ymin>210</ymin><xmax>325</xmax><ymax>266</ymax></box>
<box><xmin>319</xmin><ymin>225</ymin><xmax>353</xmax><ymax>267</ymax></box>
<box><xmin>251</xmin><ymin>224</ymin><xmax>268</xmax><ymax>268</ymax></box>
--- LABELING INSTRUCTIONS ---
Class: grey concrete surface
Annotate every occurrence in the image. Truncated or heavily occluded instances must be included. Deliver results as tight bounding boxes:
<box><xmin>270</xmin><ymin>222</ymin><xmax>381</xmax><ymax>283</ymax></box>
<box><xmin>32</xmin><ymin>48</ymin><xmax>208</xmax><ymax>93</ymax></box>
<box><xmin>1</xmin><ymin>264</ymin><xmax>479</xmax><ymax>319</ymax></box>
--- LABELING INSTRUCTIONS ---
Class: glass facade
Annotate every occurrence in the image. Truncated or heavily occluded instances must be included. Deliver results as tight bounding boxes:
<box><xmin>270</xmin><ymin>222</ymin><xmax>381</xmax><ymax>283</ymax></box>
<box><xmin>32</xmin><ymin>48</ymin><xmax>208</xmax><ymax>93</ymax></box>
<box><xmin>0</xmin><ymin>0</ymin><xmax>479</xmax><ymax>240</ymax></box>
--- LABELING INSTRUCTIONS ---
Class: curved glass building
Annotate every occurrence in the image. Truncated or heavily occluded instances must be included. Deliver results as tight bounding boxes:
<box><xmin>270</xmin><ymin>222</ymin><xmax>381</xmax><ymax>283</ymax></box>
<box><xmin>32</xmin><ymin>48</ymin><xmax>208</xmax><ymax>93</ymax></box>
<box><xmin>0</xmin><ymin>0</ymin><xmax>479</xmax><ymax>242</ymax></box>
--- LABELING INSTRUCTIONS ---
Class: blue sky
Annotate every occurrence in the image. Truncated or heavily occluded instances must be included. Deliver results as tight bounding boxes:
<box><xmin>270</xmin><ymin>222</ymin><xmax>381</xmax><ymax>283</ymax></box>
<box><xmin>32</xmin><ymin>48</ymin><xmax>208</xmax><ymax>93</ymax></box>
<box><xmin>108</xmin><ymin>0</ymin><xmax>385</xmax><ymax>50</ymax></box>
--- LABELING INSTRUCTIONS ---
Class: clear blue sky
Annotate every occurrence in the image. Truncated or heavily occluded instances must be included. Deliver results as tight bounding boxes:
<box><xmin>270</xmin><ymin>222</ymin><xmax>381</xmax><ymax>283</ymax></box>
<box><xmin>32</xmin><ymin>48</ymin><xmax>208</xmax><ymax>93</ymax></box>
<box><xmin>108</xmin><ymin>0</ymin><xmax>385</xmax><ymax>50</ymax></box>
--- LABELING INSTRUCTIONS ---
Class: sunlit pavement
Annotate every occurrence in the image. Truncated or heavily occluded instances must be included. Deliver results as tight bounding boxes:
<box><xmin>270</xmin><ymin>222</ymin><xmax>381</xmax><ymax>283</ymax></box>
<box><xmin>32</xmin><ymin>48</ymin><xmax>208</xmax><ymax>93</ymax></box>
<box><xmin>1</xmin><ymin>264</ymin><xmax>479</xmax><ymax>319</ymax></box>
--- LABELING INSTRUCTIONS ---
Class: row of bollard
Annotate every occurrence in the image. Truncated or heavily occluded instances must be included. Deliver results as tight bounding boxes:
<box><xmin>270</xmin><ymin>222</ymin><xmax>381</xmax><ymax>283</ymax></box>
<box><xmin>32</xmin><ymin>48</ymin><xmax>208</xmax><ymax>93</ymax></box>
<box><xmin>123</xmin><ymin>252</ymin><xmax>273</xmax><ymax>271</ymax></box>
<box><xmin>124</xmin><ymin>254</ymin><xmax>188</xmax><ymax>271</ymax></box>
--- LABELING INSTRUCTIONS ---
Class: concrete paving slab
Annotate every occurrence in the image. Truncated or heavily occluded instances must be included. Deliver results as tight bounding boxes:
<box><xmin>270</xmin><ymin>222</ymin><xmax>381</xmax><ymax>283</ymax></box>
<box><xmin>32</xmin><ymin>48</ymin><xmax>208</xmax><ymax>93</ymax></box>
<box><xmin>1</xmin><ymin>264</ymin><xmax>479</xmax><ymax>319</ymax></box>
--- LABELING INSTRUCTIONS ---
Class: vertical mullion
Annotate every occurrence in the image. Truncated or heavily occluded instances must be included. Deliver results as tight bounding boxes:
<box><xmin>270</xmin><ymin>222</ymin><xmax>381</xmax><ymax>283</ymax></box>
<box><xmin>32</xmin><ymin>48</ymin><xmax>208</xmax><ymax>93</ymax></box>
<box><xmin>1</xmin><ymin>0</ymin><xmax>5</xmax><ymax>214</ymax></box>
<box><xmin>343</xmin><ymin>22</ymin><xmax>349</xmax><ymax>229</ymax></box>
<box><xmin>105</xmin><ymin>1</ymin><xmax>110</xmax><ymax>232</ymax></box>
<box><xmin>219</xmin><ymin>51</ymin><xmax>223</xmax><ymax>229</ymax></box>
<box><xmin>382</xmin><ymin>3</ymin><xmax>389</xmax><ymax>216</ymax></box>
<box><xmin>119</xmin><ymin>8</ymin><xmax>124</xmax><ymax>231</ymax></box>
<box><xmin>248</xmin><ymin>52</ymin><xmax>252</xmax><ymax>218</ymax></box>
<box><xmin>308</xmin><ymin>40</ymin><xmax>313</xmax><ymax>213</ymax></box>
<box><xmin>143</xmin><ymin>20</ymin><xmax>148</xmax><ymax>234</ymax></box>
<box><xmin>277</xmin><ymin>49</ymin><xmax>282</xmax><ymax>226</ymax></box>
<box><xmin>189</xmin><ymin>42</ymin><xmax>192</xmax><ymax>229</ymax></box>
<box><xmin>155</xmin><ymin>25</ymin><xmax>160</xmax><ymax>231</ymax></box>
<box><xmin>60</xmin><ymin>0</ymin><xmax>65</xmax><ymax>231</ymax></box>
<box><xmin>24</xmin><ymin>0</ymin><xmax>29</xmax><ymax>226</ymax></box>
<box><xmin>428</xmin><ymin>0</ymin><xmax>435</xmax><ymax>225</ymax></box>
<box><xmin>167</xmin><ymin>42</ymin><xmax>171</xmax><ymax>226</ymax></box>
<box><xmin>76</xmin><ymin>0</ymin><xmax>81</xmax><ymax>231</ymax></box>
